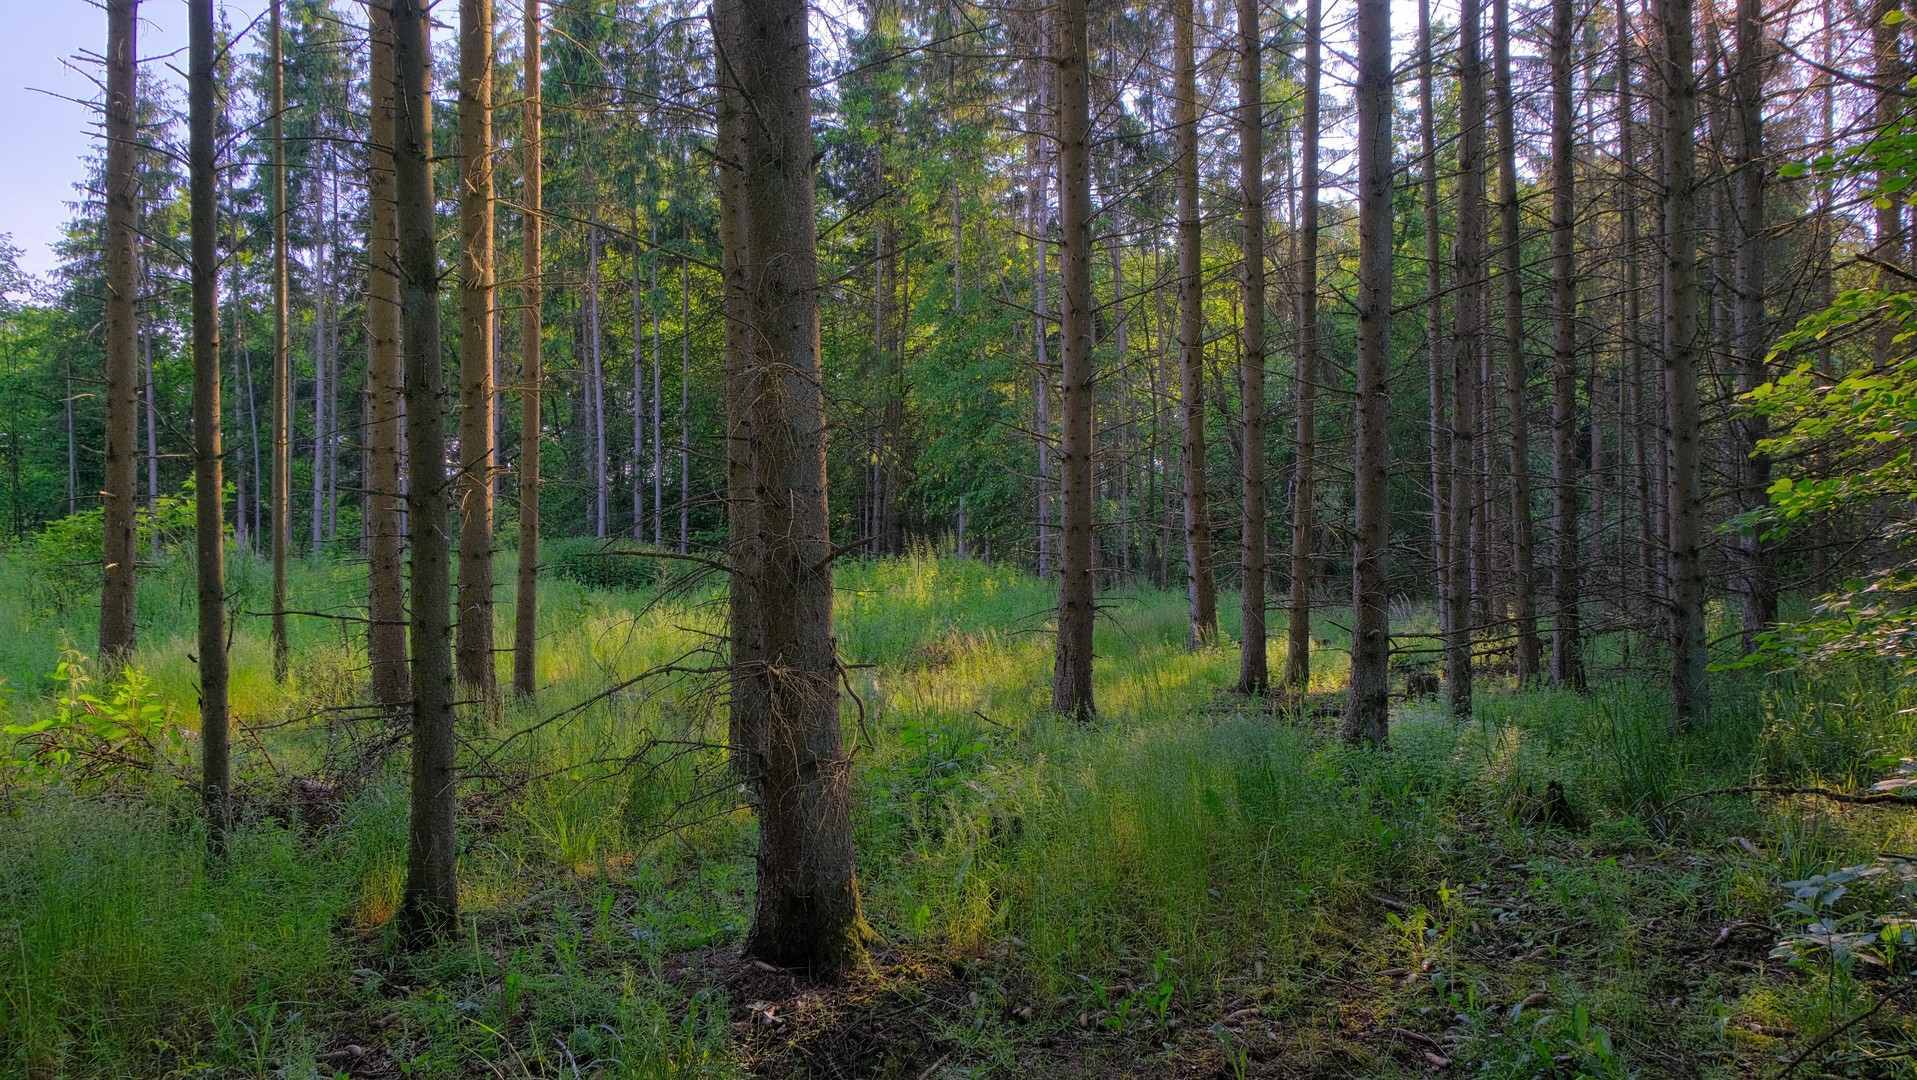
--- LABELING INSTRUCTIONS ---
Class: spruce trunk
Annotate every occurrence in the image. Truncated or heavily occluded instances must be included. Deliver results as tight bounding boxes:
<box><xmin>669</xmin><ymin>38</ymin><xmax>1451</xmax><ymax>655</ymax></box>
<box><xmin>394</xmin><ymin>0</ymin><xmax>458</xmax><ymax>941</ymax></box>
<box><xmin>456</xmin><ymin>0</ymin><xmax>497</xmax><ymax>701</ymax></box>
<box><xmin>1345</xmin><ymin>0</ymin><xmax>1393</xmax><ymax>744</ymax></box>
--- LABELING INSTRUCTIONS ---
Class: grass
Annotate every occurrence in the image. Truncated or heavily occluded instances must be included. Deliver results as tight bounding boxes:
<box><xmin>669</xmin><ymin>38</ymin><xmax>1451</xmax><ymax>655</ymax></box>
<box><xmin>1</xmin><ymin>544</ymin><xmax>1916</xmax><ymax>1077</ymax></box>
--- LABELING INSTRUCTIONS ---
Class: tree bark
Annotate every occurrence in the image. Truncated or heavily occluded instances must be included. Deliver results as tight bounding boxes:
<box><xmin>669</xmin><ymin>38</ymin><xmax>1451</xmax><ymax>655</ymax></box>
<box><xmin>1660</xmin><ymin>0</ymin><xmax>1707</xmax><ymax>724</ymax></box>
<box><xmin>1616</xmin><ymin>0</ymin><xmax>1652</xmax><ymax>632</ymax></box>
<box><xmin>730</xmin><ymin>0</ymin><xmax>871</xmax><ymax>971</ymax></box>
<box><xmin>714</xmin><ymin>0</ymin><xmax>763</xmax><ymax>788</ymax></box>
<box><xmin>311</xmin><ymin>203</ymin><xmax>329</xmax><ymax>554</ymax></box>
<box><xmin>1420</xmin><ymin>0</ymin><xmax>1448</xmax><ymax>678</ymax></box>
<box><xmin>394</xmin><ymin>0</ymin><xmax>458</xmax><ymax>942</ymax></box>
<box><xmin>1053</xmin><ymin>0</ymin><xmax>1097</xmax><ymax>718</ymax></box>
<box><xmin>1447</xmin><ymin>0</ymin><xmax>1486</xmax><ymax>719</ymax></box>
<box><xmin>1875</xmin><ymin>0</ymin><xmax>1902</xmax><ymax>372</ymax></box>
<box><xmin>1548</xmin><ymin>0</ymin><xmax>1584</xmax><ymax>689</ymax></box>
<box><xmin>1234</xmin><ymin>0</ymin><xmax>1267</xmax><ymax>694</ymax></box>
<box><xmin>1345</xmin><ymin>0</ymin><xmax>1393</xmax><ymax>744</ymax></box>
<box><xmin>1730</xmin><ymin>0</ymin><xmax>1773</xmax><ymax>651</ymax></box>
<box><xmin>189</xmin><ymin>0</ymin><xmax>229</xmax><ymax>845</ymax></box>
<box><xmin>1493</xmin><ymin>0</ymin><xmax>1540</xmax><ymax>680</ymax></box>
<box><xmin>100</xmin><ymin>0</ymin><xmax>140</xmax><ymax>665</ymax></box>
<box><xmin>1283</xmin><ymin>0</ymin><xmax>1320</xmax><ymax>693</ymax></box>
<box><xmin>1174</xmin><ymin>0</ymin><xmax>1216</xmax><ymax>648</ymax></box>
<box><xmin>513</xmin><ymin>0</ymin><xmax>541</xmax><ymax>701</ymax></box>
<box><xmin>270</xmin><ymin>0</ymin><xmax>291</xmax><ymax>682</ymax></box>
<box><xmin>368</xmin><ymin>0</ymin><xmax>410</xmax><ymax>707</ymax></box>
<box><xmin>456</xmin><ymin>0</ymin><xmax>497</xmax><ymax>702</ymax></box>
<box><xmin>635</xmin><ymin>241</ymin><xmax>649</xmax><ymax>539</ymax></box>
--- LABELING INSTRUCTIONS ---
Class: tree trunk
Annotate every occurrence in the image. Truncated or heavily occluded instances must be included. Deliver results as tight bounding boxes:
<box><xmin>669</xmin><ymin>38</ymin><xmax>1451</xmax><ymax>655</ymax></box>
<box><xmin>727</xmin><ymin>0</ymin><xmax>871</xmax><ymax>971</ymax></box>
<box><xmin>1548</xmin><ymin>0</ymin><xmax>1584</xmax><ymax>689</ymax></box>
<box><xmin>512</xmin><ymin>0</ymin><xmax>541</xmax><ymax>701</ymax></box>
<box><xmin>1033</xmin><ymin>90</ymin><xmax>1053</xmax><ymax>579</ymax></box>
<box><xmin>1420</xmin><ymin>0</ymin><xmax>1448</xmax><ymax>678</ymax></box>
<box><xmin>1283</xmin><ymin>0</ymin><xmax>1320</xmax><ymax>692</ymax></box>
<box><xmin>311</xmin><ymin>201</ymin><xmax>329</xmax><ymax>554</ymax></box>
<box><xmin>1731</xmin><ymin>0</ymin><xmax>1772</xmax><ymax>651</ymax></box>
<box><xmin>369</xmin><ymin>0</ymin><xmax>410</xmax><ymax>707</ymax></box>
<box><xmin>1447</xmin><ymin>0</ymin><xmax>1486</xmax><ymax>719</ymax></box>
<box><xmin>1345</xmin><ymin>0</ymin><xmax>1393</xmax><ymax>744</ymax></box>
<box><xmin>1660</xmin><ymin>0</ymin><xmax>1707</xmax><ymax>724</ymax></box>
<box><xmin>1616</xmin><ymin>0</ymin><xmax>1652</xmax><ymax>633</ymax></box>
<box><xmin>189</xmin><ymin>0</ymin><xmax>229</xmax><ymax>844</ymax></box>
<box><xmin>395</xmin><ymin>0</ymin><xmax>458</xmax><ymax>942</ymax></box>
<box><xmin>1053</xmin><ymin>0</ymin><xmax>1097</xmax><ymax>719</ymax></box>
<box><xmin>144</xmin><ymin>319</ymin><xmax>159</xmax><ymax>535</ymax></box>
<box><xmin>589</xmin><ymin>225</ymin><xmax>606</xmax><ymax>538</ymax></box>
<box><xmin>100</xmin><ymin>0</ymin><xmax>140</xmax><ymax>665</ymax></box>
<box><xmin>680</xmin><ymin>250</ymin><xmax>690</xmax><ymax>554</ymax></box>
<box><xmin>655</xmin><ymin>227</ymin><xmax>666</xmax><ymax>547</ymax></box>
<box><xmin>1174</xmin><ymin>0</ymin><xmax>1216</xmax><ymax>648</ymax></box>
<box><xmin>1875</xmin><ymin>0</ymin><xmax>1902</xmax><ymax>370</ymax></box>
<box><xmin>1233</xmin><ymin>0</ymin><xmax>1267</xmax><ymax>694</ymax></box>
<box><xmin>634</xmin><ymin>243</ymin><xmax>648</xmax><ymax>539</ymax></box>
<box><xmin>456</xmin><ymin>0</ymin><xmax>497</xmax><ymax>702</ymax></box>
<box><xmin>1493</xmin><ymin>0</ymin><xmax>1540</xmax><ymax>680</ymax></box>
<box><xmin>270</xmin><ymin>0</ymin><xmax>291</xmax><ymax>683</ymax></box>
<box><xmin>714</xmin><ymin>0</ymin><xmax>763</xmax><ymax>788</ymax></box>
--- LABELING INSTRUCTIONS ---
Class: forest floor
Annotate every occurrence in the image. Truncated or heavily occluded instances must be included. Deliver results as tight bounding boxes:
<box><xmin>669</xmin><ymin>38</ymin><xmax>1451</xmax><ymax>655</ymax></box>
<box><xmin>3</xmin><ymin>547</ymin><xmax>1917</xmax><ymax>1079</ymax></box>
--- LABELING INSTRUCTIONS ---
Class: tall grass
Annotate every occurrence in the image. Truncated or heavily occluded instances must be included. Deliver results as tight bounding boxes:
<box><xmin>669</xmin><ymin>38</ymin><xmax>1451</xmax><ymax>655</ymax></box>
<box><xmin>6</xmin><ymin>546</ymin><xmax>1917</xmax><ymax>1076</ymax></box>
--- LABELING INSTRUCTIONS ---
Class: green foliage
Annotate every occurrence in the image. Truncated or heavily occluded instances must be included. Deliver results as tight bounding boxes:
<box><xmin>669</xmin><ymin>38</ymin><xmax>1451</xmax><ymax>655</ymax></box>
<box><xmin>27</xmin><ymin>487</ymin><xmax>201</xmax><ymax>612</ymax></box>
<box><xmin>1</xmin><ymin>651</ymin><xmax>183</xmax><ymax>789</ymax></box>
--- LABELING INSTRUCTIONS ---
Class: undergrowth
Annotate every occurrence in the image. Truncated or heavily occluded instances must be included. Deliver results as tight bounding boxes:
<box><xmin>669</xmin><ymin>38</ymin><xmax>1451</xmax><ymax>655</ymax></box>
<box><xmin>1</xmin><ymin>548</ymin><xmax>1915</xmax><ymax>1078</ymax></box>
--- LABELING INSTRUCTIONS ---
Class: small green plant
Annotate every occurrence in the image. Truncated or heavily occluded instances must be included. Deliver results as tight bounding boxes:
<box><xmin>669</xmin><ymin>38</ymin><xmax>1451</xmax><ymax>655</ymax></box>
<box><xmin>1774</xmin><ymin>858</ymin><xmax>1917</xmax><ymax>1003</ymax></box>
<box><xmin>2</xmin><ymin>650</ymin><xmax>181</xmax><ymax>787</ymax></box>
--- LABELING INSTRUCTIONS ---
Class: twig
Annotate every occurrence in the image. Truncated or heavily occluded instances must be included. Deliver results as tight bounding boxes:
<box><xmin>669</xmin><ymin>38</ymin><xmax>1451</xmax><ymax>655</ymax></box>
<box><xmin>1663</xmin><ymin>785</ymin><xmax>1917</xmax><ymax>813</ymax></box>
<box><xmin>1774</xmin><ymin>980</ymin><xmax>1911</xmax><ymax>1079</ymax></box>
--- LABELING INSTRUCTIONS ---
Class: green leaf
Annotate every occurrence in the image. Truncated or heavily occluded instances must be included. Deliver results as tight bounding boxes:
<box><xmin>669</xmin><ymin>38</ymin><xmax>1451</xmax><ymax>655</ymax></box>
<box><xmin>1781</xmin><ymin>161</ymin><xmax>1811</xmax><ymax>179</ymax></box>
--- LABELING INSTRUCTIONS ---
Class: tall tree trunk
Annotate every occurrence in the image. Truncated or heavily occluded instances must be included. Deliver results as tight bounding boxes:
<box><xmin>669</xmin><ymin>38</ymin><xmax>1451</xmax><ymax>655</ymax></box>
<box><xmin>189</xmin><ymin>0</ymin><xmax>229</xmax><ymax>844</ymax></box>
<box><xmin>456</xmin><ymin>0</ymin><xmax>497</xmax><ymax>701</ymax></box>
<box><xmin>729</xmin><ymin>0</ymin><xmax>871</xmax><ymax>971</ymax></box>
<box><xmin>655</xmin><ymin>228</ymin><xmax>666</xmax><ymax>547</ymax></box>
<box><xmin>395</xmin><ymin>0</ymin><xmax>458</xmax><ymax>942</ymax></box>
<box><xmin>100</xmin><ymin>0</ymin><xmax>140</xmax><ymax>664</ymax></box>
<box><xmin>312</xmin><ymin>208</ymin><xmax>329</xmax><ymax>554</ymax></box>
<box><xmin>1234</xmin><ymin>0</ymin><xmax>1267</xmax><ymax>694</ymax></box>
<box><xmin>679</xmin><ymin>251</ymin><xmax>690</xmax><ymax>554</ymax></box>
<box><xmin>1493</xmin><ymin>0</ymin><xmax>1540</xmax><ymax>680</ymax></box>
<box><xmin>270</xmin><ymin>0</ymin><xmax>291</xmax><ymax>682</ymax></box>
<box><xmin>1876</xmin><ymin>0</ymin><xmax>1903</xmax><ymax>370</ymax></box>
<box><xmin>1617</xmin><ymin>0</ymin><xmax>1652</xmax><ymax>633</ymax></box>
<box><xmin>1420</xmin><ymin>0</ymin><xmax>1448</xmax><ymax>677</ymax></box>
<box><xmin>589</xmin><ymin>225</ymin><xmax>606</xmax><ymax>538</ymax></box>
<box><xmin>1174</xmin><ymin>0</ymin><xmax>1216</xmax><ymax>647</ymax></box>
<box><xmin>1731</xmin><ymin>0</ymin><xmax>1773</xmax><ymax>650</ymax></box>
<box><xmin>1548</xmin><ymin>0</ymin><xmax>1584</xmax><ymax>688</ymax></box>
<box><xmin>368</xmin><ymin>0</ymin><xmax>410</xmax><ymax>706</ymax></box>
<box><xmin>1033</xmin><ymin>88</ymin><xmax>1053</xmax><ymax>578</ymax></box>
<box><xmin>1283</xmin><ymin>0</ymin><xmax>1320</xmax><ymax>692</ymax></box>
<box><xmin>144</xmin><ymin>320</ymin><xmax>159</xmax><ymax>533</ymax></box>
<box><xmin>1447</xmin><ymin>0</ymin><xmax>1487</xmax><ymax>718</ymax></box>
<box><xmin>1053</xmin><ymin>0</ymin><xmax>1097</xmax><ymax>718</ymax></box>
<box><xmin>1345</xmin><ymin>0</ymin><xmax>1393</xmax><ymax>744</ymax></box>
<box><xmin>512</xmin><ymin>0</ymin><xmax>541</xmax><ymax>700</ymax></box>
<box><xmin>1660</xmin><ymin>0</ymin><xmax>1707</xmax><ymax>723</ymax></box>
<box><xmin>634</xmin><ymin>244</ymin><xmax>648</xmax><ymax>539</ymax></box>
<box><xmin>714</xmin><ymin>0</ymin><xmax>764</xmax><ymax>788</ymax></box>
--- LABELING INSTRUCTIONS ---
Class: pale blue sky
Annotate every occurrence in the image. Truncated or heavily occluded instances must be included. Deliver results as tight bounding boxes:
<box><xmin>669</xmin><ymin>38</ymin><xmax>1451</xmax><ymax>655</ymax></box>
<box><xmin>2</xmin><ymin>1</ymin><xmax>214</xmax><ymax>279</ymax></box>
